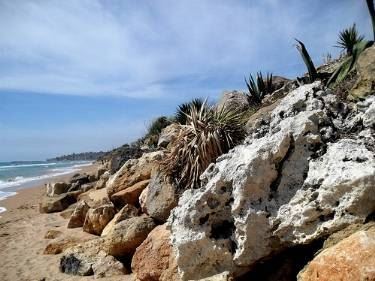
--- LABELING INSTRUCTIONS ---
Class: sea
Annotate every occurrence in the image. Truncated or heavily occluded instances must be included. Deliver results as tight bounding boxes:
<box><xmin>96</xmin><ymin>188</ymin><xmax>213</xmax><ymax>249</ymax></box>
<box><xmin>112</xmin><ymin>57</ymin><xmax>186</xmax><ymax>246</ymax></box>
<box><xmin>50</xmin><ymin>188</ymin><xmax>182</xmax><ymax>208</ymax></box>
<box><xmin>0</xmin><ymin>160</ymin><xmax>92</xmax><ymax>213</ymax></box>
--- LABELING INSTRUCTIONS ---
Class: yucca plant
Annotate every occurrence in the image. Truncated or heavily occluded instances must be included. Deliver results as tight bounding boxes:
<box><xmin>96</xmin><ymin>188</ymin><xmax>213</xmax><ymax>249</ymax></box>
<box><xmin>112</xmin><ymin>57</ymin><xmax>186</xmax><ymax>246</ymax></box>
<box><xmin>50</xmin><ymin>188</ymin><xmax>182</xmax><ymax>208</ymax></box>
<box><xmin>335</xmin><ymin>24</ymin><xmax>365</xmax><ymax>56</ymax></box>
<box><xmin>245</xmin><ymin>72</ymin><xmax>273</xmax><ymax>105</ymax></box>
<box><xmin>161</xmin><ymin>102</ymin><xmax>246</xmax><ymax>190</ymax></box>
<box><xmin>295</xmin><ymin>39</ymin><xmax>318</xmax><ymax>83</ymax></box>
<box><xmin>367</xmin><ymin>0</ymin><xmax>375</xmax><ymax>40</ymax></box>
<box><xmin>175</xmin><ymin>98</ymin><xmax>205</xmax><ymax>124</ymax></box>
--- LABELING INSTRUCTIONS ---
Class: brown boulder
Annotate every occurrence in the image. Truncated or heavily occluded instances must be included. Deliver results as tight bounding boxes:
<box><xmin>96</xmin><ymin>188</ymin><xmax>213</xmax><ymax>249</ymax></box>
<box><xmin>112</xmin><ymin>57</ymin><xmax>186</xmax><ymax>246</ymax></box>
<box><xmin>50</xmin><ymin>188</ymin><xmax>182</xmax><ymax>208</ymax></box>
<box><xmin>101</xmin><ymin>204</ymin><xmax>139</xmax><ymax>237</ymax></box>
<box><xmin>111</xmin><ymin>179</ymin><xmax>150</xmax><ymax>208</ymax></box>
<box><xmin>132</xmin><ymin>224</ymin><xmax>173</xmax><ymax>281</ymax></box>
<box><xmin>298</xmin><ymin>226</ymin><xmax>375</xmax><ymax>281</ymax></box>
<box><xmin>67</xmin><ymin>200</ymin><xmax>90</xmax><ymax>228</ymax></box>
<box><xmin>83</xmin><ymin>204</ymin><xmax>116</xmax><ymax>235</ymax></box>
<box><xmin>217</xmin><ymin>90</ymin><xmax>249</xmax><ymax>112</ymax></box>
<box><xmin>46</xmin><ymin>182</ymin><xmax>70</xmax><ymax>197</ymax></box>
<box><xmin>102</xmin><ymin>215</ymin><xmax>156</xmax><ymax>257</ymax></box>
<box><xmin>106</xmin><ymin>151</ymin><xmax>163</xmax><ymax>197</ymax></box>
<box><xmin>157</xmin><ymin>124</ymin><xmax>180</xmax><ymax>148</ymax></box>
<box><xmin>39</xmin><ymin>193</ymin><xmax>76</xmax><ymax>213</ymax></box>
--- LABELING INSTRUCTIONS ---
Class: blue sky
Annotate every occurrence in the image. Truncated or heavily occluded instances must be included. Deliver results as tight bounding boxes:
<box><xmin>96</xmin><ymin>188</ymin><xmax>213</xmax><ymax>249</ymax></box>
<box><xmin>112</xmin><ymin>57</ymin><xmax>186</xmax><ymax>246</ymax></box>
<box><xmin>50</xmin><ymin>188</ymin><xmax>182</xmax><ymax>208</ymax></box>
<box><xmin>0</xmin><ymin>0</ymin><xmax>372</xmax><ymax>161</ymax></box>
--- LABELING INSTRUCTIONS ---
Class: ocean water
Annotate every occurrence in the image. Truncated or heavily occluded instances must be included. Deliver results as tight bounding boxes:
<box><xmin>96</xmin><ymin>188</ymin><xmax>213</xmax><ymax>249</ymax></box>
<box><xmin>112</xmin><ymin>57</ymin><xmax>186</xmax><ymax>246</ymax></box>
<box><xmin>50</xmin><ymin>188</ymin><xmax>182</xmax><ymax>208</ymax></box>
<box><xmin>0</xmin><ymin>161</ymin><xmax>92</xmax><ymax>213</ymax></box>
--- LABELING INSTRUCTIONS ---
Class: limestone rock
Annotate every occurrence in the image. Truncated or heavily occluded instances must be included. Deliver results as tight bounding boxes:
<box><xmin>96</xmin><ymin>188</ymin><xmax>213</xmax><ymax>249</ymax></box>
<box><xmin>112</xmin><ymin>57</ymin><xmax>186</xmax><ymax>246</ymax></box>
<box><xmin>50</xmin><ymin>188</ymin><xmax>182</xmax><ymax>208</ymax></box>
<box><xmin>95</xmin><ymin>171</ymin><xmax>110</xmax><ymax>190</ymax></box>
<box><xmin>60</xmin><ymin>238</ymin><xmax>127</xmax><ymax>277</ymax></box>
<box><xmin>298</xmin><ymin>226</ymin><xmax>375</xmax><ymax>281</ymax></box>
<box><xmin>78</xmin><ymin>188</ymin><xmax>111</xmax><ymax>208</ymax></box>
<box><xmin>217</xmin><ymin>90</ymin><xmax>249</xmax><ymax>112</ymax></box>
<box><xmin>83</xmin><ymin>204</ymin><xmax>116</xmax><ymax>235</ymax></box>
<box><xmin>158</xmin><ymin>124</ymin><xmax>180</xmax><ymax>148</ymax></box>
<box><xmin>96</xmin><ymin>166</ymin><xmax>107</xmax><ymax>179</ymax></box>
<box><xmin>60</xmin><ymin>204</ymin><xmax>77</xmax><ymax>219</ymax></box>
<box><xmin>143</xmin><ymin>171</ymin><xmax>177</xmax><ymax>222</ymax></box>
<box><xmin>169</xmin><ymin>82</ymin><xmax>375</xmax><ymax>280</ymax></box>
<box><xmin>70</xmin><ymin>174</ymin><xmax>90</xmax><ymax>185</ymax></box>
<box><xmin>102</xmin><ymin>215</ymin><xmax>156</xmax><ymax>257</ymax></box>
<box><xmin>131</xmin><ymin>224</ymin><xmax>172</xmax><ymax>281</ymax></box>
<box><xmin>351</xmin><ymin>45</ymin><xmax>375</xmax><ymax>99</ymax></box>
<box><xmin>67</xmin><ymin>200</ymin><xmax>90</xmax><ymax>228</ymax></box>
<box><xmin>44</xmin><ymin>236</ymin><xmax>84</xmax><ymax>255</ymax></box>
<box><xmin>39</xmin><ymin>193</ymin><xmax>76</xmax><ymax>213</ymax></box>
<box><xmin>46</xmin><ymin>182</ymin><xmax>70</xmax><ymax>197</ymax></box>
<box><xmin>191</xmin><ymin>272</ymin><xmax>233</xmax><ymax>281</ymax></box>
<box><xmin>106</xmin><ymin>151</ymin><xmax>163</xmax><ymax>197</ymax></box>
<box><xmin>139</xmin><ymin>186</ymin><xmax>149</xmax><ymax>213</ymax></box>
<box><xmin>101</xmin><ymin>204</ymin><xmax>139</xmax><ymax>237</ymax></box>
<box><xmin>111</xmin><ymin>179</ymin><xmax>150</xmax><ymax>208</ymax></box>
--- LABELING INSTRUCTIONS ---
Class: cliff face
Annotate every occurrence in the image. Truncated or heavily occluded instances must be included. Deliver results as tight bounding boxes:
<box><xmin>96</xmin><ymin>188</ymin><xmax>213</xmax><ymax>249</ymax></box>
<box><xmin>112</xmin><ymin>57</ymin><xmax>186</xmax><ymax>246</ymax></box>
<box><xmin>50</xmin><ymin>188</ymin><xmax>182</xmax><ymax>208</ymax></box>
<box><xmin>169</xmin><ymin>82</ymin><xmax>375</xmax><ymax>280</ymax></box>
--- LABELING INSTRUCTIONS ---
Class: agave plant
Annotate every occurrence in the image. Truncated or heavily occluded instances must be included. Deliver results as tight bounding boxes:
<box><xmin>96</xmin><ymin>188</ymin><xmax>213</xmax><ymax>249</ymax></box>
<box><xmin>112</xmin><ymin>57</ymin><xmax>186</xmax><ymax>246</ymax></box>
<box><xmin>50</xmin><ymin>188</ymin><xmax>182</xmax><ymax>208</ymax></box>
<box><xmin>295</xmin><ymin>39</ymin><xmax>318</xmax><ymax>83</ymax></box>
<box><xmin>367</xmin><ymin>0</ymin><xmax>375</xmax><ymax>40</ymax></box>
<box><xmin>175</xmin><ymin>98</ymin><xmax>205</xmax><ymax>125</ymax></box>
<box><xmin>245</xmin><ymin>72</ymin><xmax>273</xmax><ymax>105</ymax></box>
<box><xmin>162</xmin><ymin>102</ymin><xmax>246</xmax><ymax>190</ymax></box>
<box><xmin>336</xmin><ymin>24</ymin><xmax>365</xmax><ymax>56</ymax></box>
<box><xmin>328</xmin><ymin>39</ymin><xmax>373</xmax><ymax>86</ymax></box>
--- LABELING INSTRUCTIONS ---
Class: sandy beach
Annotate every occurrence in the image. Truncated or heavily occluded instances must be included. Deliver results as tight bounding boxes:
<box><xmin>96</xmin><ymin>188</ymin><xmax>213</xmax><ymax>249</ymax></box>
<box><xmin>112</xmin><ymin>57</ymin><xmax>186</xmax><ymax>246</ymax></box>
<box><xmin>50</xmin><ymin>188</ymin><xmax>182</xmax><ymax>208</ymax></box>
<box><xmin>0</xmin><ymin>164</ymin><xmax>132</xmax><ymax>281</ymax></box>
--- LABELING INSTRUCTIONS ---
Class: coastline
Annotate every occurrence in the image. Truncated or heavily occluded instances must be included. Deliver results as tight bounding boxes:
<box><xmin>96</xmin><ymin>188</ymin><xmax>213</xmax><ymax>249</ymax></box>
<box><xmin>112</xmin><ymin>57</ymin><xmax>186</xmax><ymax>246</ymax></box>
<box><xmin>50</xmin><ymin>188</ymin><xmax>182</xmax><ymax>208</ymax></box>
<box><xmin>0</xmin><ymin>162</ymin><xmax>97</xmax><ymax>216</ymax></box>
<box><xmin>0</xmin><ymin>162</ymin><xmax>132</xmax><ymax>281</ymax></box>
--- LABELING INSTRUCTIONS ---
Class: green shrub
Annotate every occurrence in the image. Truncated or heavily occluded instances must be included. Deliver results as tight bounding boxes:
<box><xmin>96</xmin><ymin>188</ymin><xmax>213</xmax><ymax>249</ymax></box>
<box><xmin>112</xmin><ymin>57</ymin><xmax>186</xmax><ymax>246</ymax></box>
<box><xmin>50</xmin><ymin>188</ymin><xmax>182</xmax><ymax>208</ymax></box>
<box><xmin>162</xmin><ymin>102</ymin><xmax>246</xmax><ymax>190</ymax></box>
<box><xmin>335</xmin><ymin>24</ymin><xmax>365</xmax><ymax>56</ymax></box>
<box><xmin>147</xmin><ymin>116</ymin><xmax>171</xmax><ymax>137</ymax></box>
<box><xmin>245</xmin><ymin>72</ymin><xmax>273</xmax><ymax>105</ymax></box>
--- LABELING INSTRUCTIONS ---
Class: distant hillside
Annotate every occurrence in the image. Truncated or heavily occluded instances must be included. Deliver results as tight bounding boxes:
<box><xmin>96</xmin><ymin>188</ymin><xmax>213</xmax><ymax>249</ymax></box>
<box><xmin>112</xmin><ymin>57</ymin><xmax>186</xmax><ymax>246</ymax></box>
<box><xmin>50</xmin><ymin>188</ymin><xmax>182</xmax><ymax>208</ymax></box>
<box><xmin>47</xmin><ymin>152</ymin><xmax>106</xmax><ymax>162</ymax></box>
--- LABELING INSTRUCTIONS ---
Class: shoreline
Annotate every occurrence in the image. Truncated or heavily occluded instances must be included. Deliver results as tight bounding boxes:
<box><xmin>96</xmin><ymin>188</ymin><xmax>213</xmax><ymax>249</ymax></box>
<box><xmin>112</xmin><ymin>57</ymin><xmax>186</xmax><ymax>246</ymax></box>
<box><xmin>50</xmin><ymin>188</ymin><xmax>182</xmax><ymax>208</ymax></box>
<box><xmin>0</xmin><ymin>162</ymin><xmax>98</xmax><ymax>216</ymax></box>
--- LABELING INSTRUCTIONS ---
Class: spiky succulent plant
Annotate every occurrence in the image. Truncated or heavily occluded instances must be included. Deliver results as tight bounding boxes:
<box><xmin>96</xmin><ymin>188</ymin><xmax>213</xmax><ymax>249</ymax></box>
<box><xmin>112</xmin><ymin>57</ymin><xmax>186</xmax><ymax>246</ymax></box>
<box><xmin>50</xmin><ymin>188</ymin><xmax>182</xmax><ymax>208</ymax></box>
<box><xmin>175</xmin><ymin>98</ymin><xmax>205</xmax><ymax>125</ymax></box>
<box><xmin>366</xmin><ymin>0</ymin><xmax>375</xmax><ymax>41</ymax></box>
<box><xmin>336</xmin><ymin>24</ymin><xmax>365</xmax><ymax>56</ymax></box>
<box><xmin>245</xmin><ymin>72</ymin><xmax>273</xmax><ymax>105</ymax></box>
<box><xmin>162</xmin><ymin>101</ymin><xmax>246</xmax><ymax>190</ymax></box>
<box><xmin>295</xmin><ymin>39</ymin><xmax>318</xmax><ymax>83</ymax></box>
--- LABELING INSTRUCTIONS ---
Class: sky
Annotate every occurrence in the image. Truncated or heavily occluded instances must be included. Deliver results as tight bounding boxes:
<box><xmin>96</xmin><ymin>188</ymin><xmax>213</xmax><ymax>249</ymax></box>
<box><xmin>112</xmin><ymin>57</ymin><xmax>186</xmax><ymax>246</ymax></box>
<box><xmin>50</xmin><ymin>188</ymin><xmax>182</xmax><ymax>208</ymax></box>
<box><xmin>0</xmin><ymin>0</ymin><xmax>372</xmax><ymax>161</ymax></box>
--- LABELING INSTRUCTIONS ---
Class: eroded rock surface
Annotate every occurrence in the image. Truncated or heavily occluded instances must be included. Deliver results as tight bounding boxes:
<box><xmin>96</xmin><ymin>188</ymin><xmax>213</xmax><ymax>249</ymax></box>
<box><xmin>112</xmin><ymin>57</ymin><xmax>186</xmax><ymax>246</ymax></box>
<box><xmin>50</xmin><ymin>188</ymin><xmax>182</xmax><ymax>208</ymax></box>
<box><xmin>169</xmin><ymin>82</ymin><xmax>375</xmax><ymax>280</ymax></box>
<box><xmin>83</xmin><ymin>204</ymin><xmax>116</xmax><ymax>235</ymax></box>
<box><xmin>67</xmin><ymin>200</ymin><xmax>90</xmax><ymax>228</ymax></box>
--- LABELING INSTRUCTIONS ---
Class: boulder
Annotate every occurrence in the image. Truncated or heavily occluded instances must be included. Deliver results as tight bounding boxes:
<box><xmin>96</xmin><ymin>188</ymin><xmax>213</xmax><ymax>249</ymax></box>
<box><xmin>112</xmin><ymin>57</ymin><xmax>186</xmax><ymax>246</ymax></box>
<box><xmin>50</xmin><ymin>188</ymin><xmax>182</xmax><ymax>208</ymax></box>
<box><xmin>101</xmin><ymin>204</ymin><xmax>139</xmax><ymax>237</ymax></box>
<box><xmin>95</xmin><ymin>171</ymin><xmax>110</xmax><ymax>190</ymax></box>
<box><xmin>157</xmin><ymin>124</ymin><xmax>180</xmax><ymax>148</ymax></box>
<box><xmin>70</xmin><ymin>174</ymin><xmax>90</xmax><ymax>185</ymax></box>
<box><xmin>46</xmin><ymin>182</ymin><xmax>70</xmax><ymax>197</ymax></box>
<box><xmin>80</xmin><ymin>183</ymin><xmax>95</xmax><ymax>193</ymax></box>
<box><xmin>60</xmin><ymin>204</ymin><xmax>77</xmax><ymax>219</ymax></box>
<box><xmin>217</xmin><ymin>90</ymin><xmax>249</xmax><ymax>112</ymax></box>
<box><xmin>111</xmin><ymin>179</ymin><xmax>150</xmax><ymax>208</ymax></box>
<box><xmin>351</xmin><ymin>45</ymin><xmax>375</xmax><ymax>99</ymax></box>
<box><xmin>78</xmin><ymin>188</ymin><xmax>111</xmax><ymax>208</ymax></box>
<box><xmin>60</xmin><ymin>238</ymin><xmax>127</xmax><ymax>277</ymax></box>
<box><xmin>102</xmin><ymin>215</ymin><xmax>156</xmax><ymax>257</ymax></box>
<box><xmin>131</xmin><ymin>224</ymin><xmax>173</xmax><ymax>281</ymax></box>
<box><xmin>106</xmin><ymin>151</ymin><xmax>163</xmax><ymax>197</ymax></box>
<box><xmin>143</xmin><ymin>172</ymin><xmax>177</xmax><ymax>222</ymax></box>
<box><xmin>39</xmin><ymin>193</ymin><xmax>76</xmax><ymax>213</ymax></box>
<box><xmin>298</xmin><ymin>226</ymin><xmax>375</xmax><ymax>281</ymax></box>
<box><xmin>67</xmin><ymin>200</ymin><xmax>90</xmax><ymax>228</ymax></box>
<box><xmin>83</xmin><ymin>204</ymin><xmax>116</xmax><ymax>235</ymax></box>
<box><xmin>96</xmin><ymin>166</ymin><xmax>107</xmax><ymax>179</ymax></box>
<box><xmin>44</xmin><ymin>236</ymin><xmax>85</xmax><ymax>255</ymax></box>
<box><xmin>139</xmin><ymin>186</ymin><xmax>149</xmax><ymax>213</ymax></box>
<box><xmin>169</xmin><ymin>82</ymin><xmax>375</xmax><ymax>280</ymax></box>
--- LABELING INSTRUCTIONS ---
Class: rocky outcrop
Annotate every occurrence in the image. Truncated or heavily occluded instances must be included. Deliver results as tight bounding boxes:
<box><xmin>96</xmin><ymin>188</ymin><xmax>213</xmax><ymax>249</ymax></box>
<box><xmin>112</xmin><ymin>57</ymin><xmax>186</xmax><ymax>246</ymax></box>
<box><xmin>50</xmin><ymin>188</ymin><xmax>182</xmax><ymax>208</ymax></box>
<box><xmin>95</xmin><ymin>171</ymin><xmax>110</xmax><ymax>190</ymax></box>
<box><xmin>106</xmin><ymin>151</ymin><xmax>163</xmax><ymax>197</ymax></box>
<box><xmin>39</xmin><ymin>193</ymin><xmax>76</xmax><ymax>213</ymax></box>
<box><xmin>298</xmin><ymin>226</ymin><xmax>375</xmax><ymax>281</ymax></box>
<box><xmin>111</xmin><ymin>179</ymin><xmax>150</xmax><ymax>208</ymax></box>
<box><xmin>67</xmin><ymin>200</ymin><xmax>90</xmax><ymax>228</ymax></box>
<box><xmin>101</xmin><ymin>204</ymin><xmax>139</xmax><ymax>237</ymax></box>
<box><xmin>46</xmin><ymin>182</ymin><xmax>70</xmax><ymax>197</ymax></box>
<box><xmin>158</xmin><ymin>124</ymin><xmax>180</xmax><ymax>148</ymax></box>
<box><xmin>169</xmin><ymin>82</ymin><xmax>375</xmax><ymax>280</ymax></box>
<box><xmin>351</xmin><ymin>45</ymin><xmax>375</xmax><ymax>99</ymax></box>
<box><xmin>131</xmin><ymin>224</ymin><xmax>172</xmax><ymax>281</ymax></box>
<box><xmin>217</xmin><ymin>91</ymin><xmax>249</xmax><ymax>112</ymax></box>
<box><xmin>102</xmin><ymin>215</ymin><xmax>156</xmax><ymax>257</ymax></box>
<box><xmin>142</xmin><ymin>171</ymin><xmax>177</xmax><ymax>222</ymax></box>
<box><xmin>83</xmin><ymin>204</ymin><xmax>116</xmax><ymax>235</ymax></box>
<box><xmin>60</xmin><ymin>239</ymin><xmax>127</xmax><ymax>277</ymax></box>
